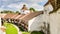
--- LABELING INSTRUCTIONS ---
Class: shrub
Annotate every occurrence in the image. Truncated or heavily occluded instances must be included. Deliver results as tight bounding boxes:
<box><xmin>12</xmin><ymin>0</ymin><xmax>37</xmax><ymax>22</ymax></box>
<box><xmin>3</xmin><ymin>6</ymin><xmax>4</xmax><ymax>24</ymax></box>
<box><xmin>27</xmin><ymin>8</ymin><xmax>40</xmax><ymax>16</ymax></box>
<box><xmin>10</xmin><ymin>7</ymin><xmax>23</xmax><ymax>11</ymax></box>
<box><xmin>31</xmin><ymin>31</ymin><xmax>44</xmax><ymax>34</ymax></box>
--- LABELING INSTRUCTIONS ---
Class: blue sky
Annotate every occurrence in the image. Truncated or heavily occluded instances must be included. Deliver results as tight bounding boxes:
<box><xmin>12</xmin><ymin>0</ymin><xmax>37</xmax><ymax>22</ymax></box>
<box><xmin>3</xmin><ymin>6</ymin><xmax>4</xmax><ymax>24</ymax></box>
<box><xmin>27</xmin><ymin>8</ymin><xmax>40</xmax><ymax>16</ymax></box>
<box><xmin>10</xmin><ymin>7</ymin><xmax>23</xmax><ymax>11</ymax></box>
<box><xmin>0</xmin><ymin>0</ymin><xmax>48</xmax><ymax>11</ymax></box>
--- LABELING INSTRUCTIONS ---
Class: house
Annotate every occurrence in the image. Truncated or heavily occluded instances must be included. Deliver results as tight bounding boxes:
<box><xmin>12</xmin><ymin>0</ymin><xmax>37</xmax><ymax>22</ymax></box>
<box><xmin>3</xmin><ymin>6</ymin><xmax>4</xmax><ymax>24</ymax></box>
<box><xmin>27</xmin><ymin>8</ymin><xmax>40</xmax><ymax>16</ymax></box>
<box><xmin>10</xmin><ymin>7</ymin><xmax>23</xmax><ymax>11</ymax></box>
<box><xmin>1</xmin><ymin>11</ymin><xmax>43</xmax><ymax>31</ymax></box>
<box><xmin>20</xmin><ymin>5</ymin><xmax>30</xmax><ymax>14</ymax></box>
<box><xmin>49</xmin><ymin>3</ymin><xmax>60</xmax><ymax>34</ymax></box>
<box><xmin>44</xmin><ymin>0</ymin><xmax>60</xmax><ymax>34</ymax></box>
<box><xmin>18</xmin><ymin>11</ymin><xmax>43</xmax><ymax>31</ymax></box>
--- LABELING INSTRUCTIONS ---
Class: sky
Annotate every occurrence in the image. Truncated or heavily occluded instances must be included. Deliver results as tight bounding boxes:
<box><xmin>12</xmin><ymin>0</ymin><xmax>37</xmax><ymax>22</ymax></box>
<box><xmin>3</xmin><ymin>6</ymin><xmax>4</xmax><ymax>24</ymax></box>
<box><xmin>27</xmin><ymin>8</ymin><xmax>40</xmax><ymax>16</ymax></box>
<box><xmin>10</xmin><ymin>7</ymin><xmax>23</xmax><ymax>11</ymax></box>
<box><xmin>0</xmin><ymin>0</ymin><xmax>48</xmax><ymax>11</ymax></box>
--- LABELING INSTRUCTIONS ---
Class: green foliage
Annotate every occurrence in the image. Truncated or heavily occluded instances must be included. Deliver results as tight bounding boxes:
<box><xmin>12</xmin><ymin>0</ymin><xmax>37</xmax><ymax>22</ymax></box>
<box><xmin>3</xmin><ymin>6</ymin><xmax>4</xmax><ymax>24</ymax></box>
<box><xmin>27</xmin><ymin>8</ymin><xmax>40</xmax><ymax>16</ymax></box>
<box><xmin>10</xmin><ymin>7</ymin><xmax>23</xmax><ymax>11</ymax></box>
<box><xmin>22</xmin><ymin>32</ymin><xmax>30</xmax><ymax>34</ymax></box>
<box><xmin>15</xmin><ymin>11</ymin><xmax>20</xmax><ymax>14</ymax></box>
<box><xmin>19</xmin><ymin>27</ymin><xmax>25</xmax><ymax>31</ymax></box>
<box><xmin>16</xmin><ymin>11</ymin><xmax>19</xmax><ymax>13</ymax></box>
<box><xmin>29</xmin><ymin>7</ymin><xmax>35</xmax><ymax>12</ymax></box>
<box><xmin>0</xmin><ymin>11</ymin><xmax>3</xmax><ymax>13</ymax></box>
<box><xmin>0</xmin><ymin>10</ymin><xmax>15</xmax><ymax>14</ymax></box>
<box><xmin>31</xmin><ymin>31</ymin><xmax>44</xmax><ymax>34</ymax></box>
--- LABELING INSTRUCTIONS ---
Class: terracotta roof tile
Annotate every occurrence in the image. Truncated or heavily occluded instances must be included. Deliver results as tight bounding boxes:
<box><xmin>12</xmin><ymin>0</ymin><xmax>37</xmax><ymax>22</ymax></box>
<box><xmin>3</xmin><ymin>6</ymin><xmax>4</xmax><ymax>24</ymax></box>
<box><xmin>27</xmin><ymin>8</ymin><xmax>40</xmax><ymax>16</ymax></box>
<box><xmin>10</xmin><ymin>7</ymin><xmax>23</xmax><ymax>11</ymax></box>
<box><xmin>20</xmin><ymin>11</ymin><xmax>43</xmax><ymax>23</ymax></box>
<box><xmin>0</xmin><ymin>14</ymin><xmax>7</xmax><ymax>18</ymax></box>
<box><xmin>3</xmin><ymin>14</ymin><xmax>16</xmax><ymax>19</ymax></box>
<box><xmin>11</xmin><ymin>14</ymin><xmax>19</xmax><ymax>19</ymax></box>
<box><xmin>14</xmin><ymin>14</ymin><xmax>25</xmax><ymax>19</ymax></box>
<box><xmin>3</xmin><ymin>11</ymin><xmax>43</xmax><ymax>23</ymax></box>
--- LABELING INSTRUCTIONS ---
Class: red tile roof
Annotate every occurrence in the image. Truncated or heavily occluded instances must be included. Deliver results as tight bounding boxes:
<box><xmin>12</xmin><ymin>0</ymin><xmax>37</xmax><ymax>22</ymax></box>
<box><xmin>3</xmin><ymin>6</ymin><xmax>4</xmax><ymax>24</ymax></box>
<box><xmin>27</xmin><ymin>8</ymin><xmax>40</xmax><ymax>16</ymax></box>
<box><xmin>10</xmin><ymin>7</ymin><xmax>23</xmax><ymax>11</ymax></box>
<box><xmin>0</xmin><ymin>14</ymin><xmax>7</xmax><ymax>18</ymax></box>
<box><xmin>19</xmin><ymin>11</ymin><xmax>43</xmax><ymax>23</ymax></box>
<box><xmin>11</xmin><ymin>14</ymin><xmax>18</xmax><ymax>19</ymax></box>
<box><xmin>3</xmin><ymin>11</ymin><xmax>43</xmax><ymax>23</ymax></box>
<box><xmin>3</xmin><ymin>14</ymin><xmax>16</xmax><ymax>19</ymax></box>
<box><xmin>14</xmin><ymin>14</ymin><xmax>25</xmax><ymax>19</ymax></box>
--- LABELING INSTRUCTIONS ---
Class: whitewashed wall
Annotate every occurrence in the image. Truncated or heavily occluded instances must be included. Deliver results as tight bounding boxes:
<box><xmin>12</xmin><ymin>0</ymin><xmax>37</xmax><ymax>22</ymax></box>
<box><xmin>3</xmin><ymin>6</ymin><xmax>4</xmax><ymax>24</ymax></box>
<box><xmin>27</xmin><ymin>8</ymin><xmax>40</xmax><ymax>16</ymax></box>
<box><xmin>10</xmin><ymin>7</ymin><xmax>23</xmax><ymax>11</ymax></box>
<box><xmin>28</xmin><ymin>14</ymin><xmax>44</xmax><ymax>31</ymax></box>
<box><xmin>28</xmin><ymin>8</ymin><xmax>60</xmax><ymax>34</ymax></box>
<box><xmin>50</xmin><ymin>8</ymin><xmax>60</xmax><ymax>34</ymax></box>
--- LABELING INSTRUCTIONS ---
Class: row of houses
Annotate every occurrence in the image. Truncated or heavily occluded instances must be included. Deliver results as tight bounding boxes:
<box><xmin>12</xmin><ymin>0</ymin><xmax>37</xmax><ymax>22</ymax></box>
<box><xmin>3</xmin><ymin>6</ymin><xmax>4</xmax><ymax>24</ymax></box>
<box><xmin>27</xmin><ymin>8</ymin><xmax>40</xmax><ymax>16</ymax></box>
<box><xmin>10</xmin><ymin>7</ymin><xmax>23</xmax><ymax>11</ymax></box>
<box><xmin>0</xmin><ymin>0</ymin><xmax>51</xmax><ymax>34</ymax></box>
<box><xmin>0</xmin><ymin>0</ymin><xmax>60</xmax><ymax>34</ymax></box>
<box><xmin>0</xmin><ymin>3</ymin><xmax>44</xmax><ymax>32</ymax></box>
<box><xmin>0</xmin><ymin>11</ymin><xmax>43</xmax><ymax>31</ymax></box>
<box><xmin>43</xmin><ymin>0</ymin><xmax>60</xmax><ymax>34</ymax></box>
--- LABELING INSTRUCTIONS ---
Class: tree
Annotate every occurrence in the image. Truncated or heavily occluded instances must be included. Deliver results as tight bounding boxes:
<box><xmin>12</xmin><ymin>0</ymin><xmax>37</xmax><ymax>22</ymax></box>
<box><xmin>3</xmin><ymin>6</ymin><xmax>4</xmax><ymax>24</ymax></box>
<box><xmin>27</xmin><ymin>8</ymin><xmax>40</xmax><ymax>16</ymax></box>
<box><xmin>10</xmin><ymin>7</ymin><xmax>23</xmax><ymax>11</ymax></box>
<box><xmin>16</xmin><ymin>11</ymin><xmax>19</xmax><ymax>13</ymax></box>
<box><xmin>0</xmin><ymin>11</ymin><xmax>3</xmax><ymax>13</ymax></box>
<box><xmin>15</xmin><ymin>11</ymin><xmax>20</xmax><ymax>14</ymax></box>
<box><xmin>0</xmin><ymin>10</ymin><xmax>14</xmax><ymax>14</ymax></box>
<box><xmin>29</xmin><ymin>8</ymin><xmax>35</xmax><ymax>12</ymax></box>
<box><xmin>31</xmin><ymin>31</ymin><xmax>44</xmax><ymax>34</ymax></box>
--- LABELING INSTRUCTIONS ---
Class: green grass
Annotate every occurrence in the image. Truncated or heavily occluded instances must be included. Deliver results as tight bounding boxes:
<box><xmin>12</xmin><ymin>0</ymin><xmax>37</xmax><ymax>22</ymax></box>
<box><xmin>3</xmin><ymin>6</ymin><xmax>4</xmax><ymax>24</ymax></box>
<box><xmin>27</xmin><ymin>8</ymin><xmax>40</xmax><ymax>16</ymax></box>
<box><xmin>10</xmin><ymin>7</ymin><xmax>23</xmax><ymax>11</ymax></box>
<box><xmin>4</xmin><ymin>22</ymin><xmax>18</xmax><ymax>34</ymax></box>
<box><xmin>3</xmin><ymin>22</ymin><xmax>44</xmax><ymax>34</ymax></box>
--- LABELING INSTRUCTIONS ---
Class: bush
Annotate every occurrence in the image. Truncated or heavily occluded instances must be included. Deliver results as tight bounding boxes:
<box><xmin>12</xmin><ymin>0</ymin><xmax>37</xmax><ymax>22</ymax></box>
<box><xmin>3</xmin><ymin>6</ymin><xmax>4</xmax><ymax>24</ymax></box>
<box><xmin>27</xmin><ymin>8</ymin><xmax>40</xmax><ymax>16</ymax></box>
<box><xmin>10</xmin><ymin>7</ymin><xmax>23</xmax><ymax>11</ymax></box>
<box><xmin>31</xmin><ymin>31</ymin><xmax>44</xmax><ymax>34</ymax></box>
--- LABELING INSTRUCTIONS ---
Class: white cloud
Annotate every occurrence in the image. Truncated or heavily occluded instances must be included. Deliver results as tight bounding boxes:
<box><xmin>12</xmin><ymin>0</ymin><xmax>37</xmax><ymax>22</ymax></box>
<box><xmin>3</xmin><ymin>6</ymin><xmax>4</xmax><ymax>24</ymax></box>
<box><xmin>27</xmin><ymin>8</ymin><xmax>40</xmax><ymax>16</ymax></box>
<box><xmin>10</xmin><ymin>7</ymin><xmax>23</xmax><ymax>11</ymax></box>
<box><xmin>20</xmin><ymin>0</ymin><xmax>46</xmax><ymax>3</ymax></box>
<box><xmin>1</xmin><ymin>0</ymin><xmax>47</xmax><ymax>11</ymax></box>
<box><xmin>7</xmin><ymin>2</ymin><xmax>28</xmax><ymax>9</ymax></box>
<box><xmin>30</xmin><ymin>3</ymin><xmax>44</xmax><ymax>11</ymax></box>
<box><xmin>8</xmin><ymin>4</ymin><xmax>19</xmax><ymax>8</ymax></box>
<box><xmin>1</xmin><ymin>5</ymin><xmax>5</xmax><ymax>8</ymax></box>
<box><xmin>27</xmin><ymin>0</ymin><xmax>44</xmax><ymax>2</ymax></box>
<box><xmin>2</xmin><ymin>0</ymin><xmax>8</xmax><ymax>1</ymax></box>
<box><xmin>7</xmin><ymin>2</ymin><xmax>44</xmax><ymax>11</ymax></box>
<box><xmin>0</xmin><ymin>8</ymin><xmax>3</xmax><ymax>12</ymax></box>
<box><xmin>2</xmin><ymin>0</ymin><xmax>48</xmax><ymax>4</ymax></box>
<box><xmin>2</xmin><ymin>0</ymin><xmax>21</xmax><ymax>2</ymax></box>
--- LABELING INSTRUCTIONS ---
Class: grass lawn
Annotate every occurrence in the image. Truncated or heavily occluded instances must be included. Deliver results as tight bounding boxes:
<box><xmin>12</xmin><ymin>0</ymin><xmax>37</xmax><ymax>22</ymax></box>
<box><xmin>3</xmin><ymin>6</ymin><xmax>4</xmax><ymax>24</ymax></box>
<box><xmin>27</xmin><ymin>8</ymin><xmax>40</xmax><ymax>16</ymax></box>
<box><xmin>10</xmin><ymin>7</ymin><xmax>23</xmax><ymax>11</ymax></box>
<box><xmin>3</xmin><ymin>22</ymin><xmax>44</xmax><ymax>34</ymax></box>
<box><xmin>4</xmin><ymin>22</ymin><xmax>18</xmax><ymax>34</ymax></box>
<box><xmin>3</xmin><ymin>22</ymin><xmax>30</xmax><ymax>34</ymax></box>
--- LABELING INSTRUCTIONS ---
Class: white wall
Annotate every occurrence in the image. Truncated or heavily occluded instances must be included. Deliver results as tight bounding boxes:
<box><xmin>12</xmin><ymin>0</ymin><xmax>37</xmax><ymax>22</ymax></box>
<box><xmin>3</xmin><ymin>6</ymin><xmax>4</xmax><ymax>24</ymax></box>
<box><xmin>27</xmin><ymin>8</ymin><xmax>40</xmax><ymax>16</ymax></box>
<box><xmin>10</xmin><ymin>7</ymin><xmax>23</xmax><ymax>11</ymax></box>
<box><xmin>50</xmin><ymin>8</ymin><xmax>60</xmax><ymax>34</ymax></box>
<box><xmin>28</xmin><ymin>14</ymin><xmax>44</xmax><ymax>31</ymax></box>
<box><xmin>28</xmin><ymin>8</ymin><xmax>60</xmax><ymax>34</ymax></box>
